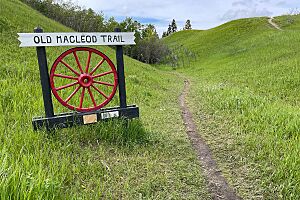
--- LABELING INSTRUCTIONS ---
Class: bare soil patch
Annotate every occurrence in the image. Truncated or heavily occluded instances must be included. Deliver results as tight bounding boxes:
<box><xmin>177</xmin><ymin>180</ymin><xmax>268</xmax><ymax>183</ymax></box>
<box><xmin>179</xmin><ymin>79</ymin><xmax>242</xmax><ymax>200</ymax></box>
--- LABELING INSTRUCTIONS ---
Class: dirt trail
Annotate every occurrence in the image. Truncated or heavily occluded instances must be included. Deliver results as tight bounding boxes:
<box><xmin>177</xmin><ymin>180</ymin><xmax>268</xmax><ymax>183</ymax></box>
<box><xmin>179</xmin><ymin>79</ymin><xmax>241</xmax><ymax>200</ymax></box>
<box><xmin>268</xmin><ymin>17</ymin><xmax>283</xmax><ymax>31</ymax></box>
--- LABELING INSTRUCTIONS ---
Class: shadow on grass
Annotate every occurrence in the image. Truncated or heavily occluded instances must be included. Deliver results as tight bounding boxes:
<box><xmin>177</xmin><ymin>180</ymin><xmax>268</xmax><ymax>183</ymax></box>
<box><xmin>48</xmin><ymin>118</ymin><xmax>151</xmax><ymax>147</ymax></box>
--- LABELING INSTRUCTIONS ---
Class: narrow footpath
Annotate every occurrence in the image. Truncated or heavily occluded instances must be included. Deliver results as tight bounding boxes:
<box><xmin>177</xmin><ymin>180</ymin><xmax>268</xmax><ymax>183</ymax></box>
<box><xmin>179</xmin><ymin>79</ymin><xmax>241</xmax><ymax>200</ymax></box>
<box><xmin>268</xmin><ymin>17</ymin><xmax>283</xmax><ymax>31</ymax></box>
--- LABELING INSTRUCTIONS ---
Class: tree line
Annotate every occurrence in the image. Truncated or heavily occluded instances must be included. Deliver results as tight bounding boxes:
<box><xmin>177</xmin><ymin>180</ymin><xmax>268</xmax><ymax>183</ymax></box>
<box><xmin>162</xmin><ymin>19</ymin><xmax>192</xmax><ymax>38</ymax></box>
<box><xmin>20</xmin><ymin>0</ymin><xmax>193</xmax><ymax>65</ymax></box>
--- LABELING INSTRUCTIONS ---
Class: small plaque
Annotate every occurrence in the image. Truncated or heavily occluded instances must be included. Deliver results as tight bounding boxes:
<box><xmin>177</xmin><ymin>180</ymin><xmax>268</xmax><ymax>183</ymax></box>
<box><xmin>101</xmin><ymin>111</ymin><xmax>119</xmax><ymax>119</ymax></box>
<box><xmin>83</xmin><ymin>114</ymin><xmax>97</xmax><ymax>124</ymax></box>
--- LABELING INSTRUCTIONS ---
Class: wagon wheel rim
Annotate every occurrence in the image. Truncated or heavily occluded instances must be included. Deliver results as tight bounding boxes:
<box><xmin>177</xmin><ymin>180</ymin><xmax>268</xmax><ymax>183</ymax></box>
<box><xmin>50</xmin><ymin>47</ymin><xmax>118</xmax><ymax>112</ymax></box>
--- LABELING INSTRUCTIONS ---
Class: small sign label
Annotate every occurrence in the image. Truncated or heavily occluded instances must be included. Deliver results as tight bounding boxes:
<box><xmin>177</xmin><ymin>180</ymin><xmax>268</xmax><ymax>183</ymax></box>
<box><xmin>18</xmin><ymin>32</ymin><xmax>136</xmax><ymax>47</ymax></box>
<box><xmin>101</xmin><ymin>111</ymin><xmax>119</xmax><ymax>119</ymax></box>
<box><xmin>83</xmin><ymin>114</ymin><xmax>97</xmax><ymax>124</ymax></box>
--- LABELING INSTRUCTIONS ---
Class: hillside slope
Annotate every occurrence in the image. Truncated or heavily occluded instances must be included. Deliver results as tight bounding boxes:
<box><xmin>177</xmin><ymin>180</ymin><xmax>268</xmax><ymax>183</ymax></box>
<box><xmin>164</xmin><ymin>17</ymin><xmax>300</xmax><ymax>199</ymax></box>
<box><xmin>0</xmin><ymin>0</ymin><xmax>210</xmax><ymax>199</ymax></box>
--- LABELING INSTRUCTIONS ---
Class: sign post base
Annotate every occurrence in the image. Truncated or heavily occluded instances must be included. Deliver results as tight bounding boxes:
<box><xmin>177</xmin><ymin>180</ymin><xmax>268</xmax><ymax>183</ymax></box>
<box><xmin>32</xmin><ymin>105</ymin><xmax>139</xmax><ymax>131</ymax></box>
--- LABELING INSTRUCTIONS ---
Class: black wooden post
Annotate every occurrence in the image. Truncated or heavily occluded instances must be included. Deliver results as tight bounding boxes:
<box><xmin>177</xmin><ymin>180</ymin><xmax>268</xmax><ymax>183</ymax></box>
<box><xmin>115</xmin><ymin>28</ymin><xmax>127</xmax><ymax>108</ymax></box>
<box><xmin>34</xmin><ymin>27</ymin><xmax>54</xmax><ymax>117</ymax></box>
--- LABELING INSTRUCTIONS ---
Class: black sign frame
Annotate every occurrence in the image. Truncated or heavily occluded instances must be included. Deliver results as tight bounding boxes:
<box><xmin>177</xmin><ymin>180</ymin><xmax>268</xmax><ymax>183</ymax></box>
<box><xmin>32</xmin><ymin>27</ymin><xmax>139</xmax><ymax>131</ymax></box>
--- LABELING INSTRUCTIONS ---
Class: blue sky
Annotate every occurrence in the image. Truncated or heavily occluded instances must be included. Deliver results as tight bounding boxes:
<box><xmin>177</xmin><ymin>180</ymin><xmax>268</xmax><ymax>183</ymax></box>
<box><xmin>75</xmin><ymin>0</ymin><xmax>299</xmax><ymax>35</ymax></box>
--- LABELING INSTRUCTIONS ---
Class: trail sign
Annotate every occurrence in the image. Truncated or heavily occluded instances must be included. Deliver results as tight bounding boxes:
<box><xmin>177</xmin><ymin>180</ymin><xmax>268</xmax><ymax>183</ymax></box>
<box><xmin>19</xmin><ymin>27</ymin><xmax>139</xmax><ymax>131</ymax></box>
<box><xmin>18</xmin><ymin>32</ymin><xmax>135</xmax><ymax>47</ymax></box>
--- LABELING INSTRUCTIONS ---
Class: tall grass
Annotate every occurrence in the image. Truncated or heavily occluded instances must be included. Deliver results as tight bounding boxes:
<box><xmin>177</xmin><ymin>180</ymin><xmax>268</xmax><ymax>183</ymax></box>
<box><xmin>165</xmin><ymin>16</ymin><xmax>300</xmax><ymax>199</ymax></box>
<box><xmin>0</xmin><ymin>0</ymin><xmax>210</xmax><ymax>199</ymax></box>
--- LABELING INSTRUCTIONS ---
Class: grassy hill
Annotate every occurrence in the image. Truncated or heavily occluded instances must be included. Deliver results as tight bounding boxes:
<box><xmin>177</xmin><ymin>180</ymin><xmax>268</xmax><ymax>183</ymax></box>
<box><xmin>3</xmin><ymin>0</ymin><xmax>300</xmax><ymax>199</ymax></box>
<box><xmin>164</xmin><ymin>16</ymin><xmax>300</xmax><ymax>199</ymax></box>
<box><xmin>0</xmin><ymin>0</ymin><xmax>211</xmax><ymax>199</ymax></box>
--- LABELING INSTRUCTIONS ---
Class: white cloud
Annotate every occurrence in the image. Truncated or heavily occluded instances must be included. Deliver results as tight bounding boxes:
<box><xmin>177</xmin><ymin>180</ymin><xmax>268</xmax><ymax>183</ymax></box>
<box><xmin>221</xmin><ymin>0</ymin><xmax>274</xmax><ymax>21</ymax></box>
<box><xmin>74</xmin><ymin>0</ymin><xmax>299</xmax><ymax>36</ymax></box>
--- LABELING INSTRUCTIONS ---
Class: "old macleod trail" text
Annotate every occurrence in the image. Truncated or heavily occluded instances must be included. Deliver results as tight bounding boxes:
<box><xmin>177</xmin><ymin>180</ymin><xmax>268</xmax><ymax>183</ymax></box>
<box><xmin>33</xmin><ymin>34</ymin><xmax>125</xmax><ymax>45</ymax></box>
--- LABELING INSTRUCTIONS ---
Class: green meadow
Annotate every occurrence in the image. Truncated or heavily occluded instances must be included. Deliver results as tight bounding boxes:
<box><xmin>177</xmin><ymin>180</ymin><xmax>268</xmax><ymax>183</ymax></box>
<box><xmin>1</xmin><ymin>0</ymin><xmax>300</xmax><ymax>199</ymax></box>
<box><xmin>164</xmin><ymin>16</ymin><xmax>300</xmax><ymax>199</ymax></box>
<box><xmin>0</xmin><ymin>0</ymin><xmax>210</xmax><ymax>199</ymax></box>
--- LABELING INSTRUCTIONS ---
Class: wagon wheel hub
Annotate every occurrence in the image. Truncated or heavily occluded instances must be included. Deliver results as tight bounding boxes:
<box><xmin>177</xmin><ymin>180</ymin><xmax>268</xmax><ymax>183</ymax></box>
<box><xmin>78</xmin><ymin>74</ymin><xmax>93</xmax><ymax>88</ymax></box>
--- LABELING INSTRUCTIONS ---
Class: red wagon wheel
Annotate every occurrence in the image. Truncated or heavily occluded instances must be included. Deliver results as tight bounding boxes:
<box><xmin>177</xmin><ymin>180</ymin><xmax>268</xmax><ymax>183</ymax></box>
<box><xmin>50</xmin><ymin>47</ymin><xmax>118</xmax><ymax>112</ymax></box>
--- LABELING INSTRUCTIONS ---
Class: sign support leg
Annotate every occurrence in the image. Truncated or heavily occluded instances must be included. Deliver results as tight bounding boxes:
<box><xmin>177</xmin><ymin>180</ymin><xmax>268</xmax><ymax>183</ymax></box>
<box><xmin>34</xmin><ymin>27</ymin><xmax>54</xmax><ymax>118</ymax></box>
<box><xmin>115</xmin><ymin>28</ymin><xmax>127</xmax><ymax>108</ymax></box>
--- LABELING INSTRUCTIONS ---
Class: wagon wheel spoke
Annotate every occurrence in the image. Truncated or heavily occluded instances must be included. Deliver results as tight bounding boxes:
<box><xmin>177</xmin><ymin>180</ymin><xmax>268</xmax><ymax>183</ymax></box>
<box><xmin>60</xmin><ymin>60</ymin><xmax>80</xmax><ymax>76</ymax></box>
<box><xmin>51</xmin><ymin>47</ymin><xmax>118</xmax><ymax>112</ymax></box>
<box><xmin>91</xmin><ymin>85</ymin><xmax>109</xmax><ymax>99</ymax></box>
<box><xmin>90</xmin><ymin>59</ymin><xmax>105</xmax><ymax>75</ymax></box>
<box><xmin>79</xmin><ymin>87</ymin><xmax>86</xmax><ymax>108</ymax></box>
<box><xmin>93</xmin><ymin>80</ymin><xmax>114</xmax><ymax>87</ymax></box>
<box><xmin>56</xmin><ymin>81</ymin><xmax>79</xmax><ymax>91</ymax></box>
<box><xmin>92</xmin><ymin>71</ymin><xmax>114</xmax><ymax>79</ymax></box>
<box><xmin>65</xmin><ymin>85</ymin><xmax>81</xmax><ymax>103</ymax></box>
<box><xmin>85</xmin><ymin>51</ymin><xmax>92</xmax><ymax>73</ymax></box>
<box><xmin>54</xmin><ymin>74</ymin><xmax>78</xmax><ymax>80</ymax></box>
<box><xmin>88</xmin><ymin>87</ymin><xmax>97</xmax><ymax>107</ymax></box>
<box><xmin>73</xmin><ymin>51</ymin><xmax>84</xmax><ymax>73</ymax></box>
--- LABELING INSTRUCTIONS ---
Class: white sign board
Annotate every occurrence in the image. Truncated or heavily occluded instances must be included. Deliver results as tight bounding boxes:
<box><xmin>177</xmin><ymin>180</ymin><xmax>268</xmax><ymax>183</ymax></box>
<box><xmin>18</xmin><ymin>32</ymin><xmax>135</xmax><ymax>47</ymax></box>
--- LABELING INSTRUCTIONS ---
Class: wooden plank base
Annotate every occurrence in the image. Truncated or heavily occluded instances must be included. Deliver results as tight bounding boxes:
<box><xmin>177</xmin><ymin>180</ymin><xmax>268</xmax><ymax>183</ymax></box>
<box><xmin>32</xmin><ymin>105</ymin><xmax>139</xmax><ymax>131</ymax></box>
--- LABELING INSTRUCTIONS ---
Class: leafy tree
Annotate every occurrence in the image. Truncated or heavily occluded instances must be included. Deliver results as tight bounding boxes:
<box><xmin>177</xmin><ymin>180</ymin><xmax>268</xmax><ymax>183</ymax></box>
<box><xmin>118</xmin><ymin>17</ymin><xmax>143</xmax><ymax>57</ymax></box>
<box><xmin>162</xmin><ymin>31</ymin><xmax>167</xmax><ymax>38</ymax></box>
<box><xmin>120</xmin><ymin>17</ymin><xmax>141</xmax><ymax>32</ymax></box>
<box><xmin>119</xmin><ymin>17</ymin><xmax>142</xmax><ymax>43</ymax></box>
<box><xmin>184</xmin><ymin>19</ymin><xmax>192</xmax><ymax>30</ymax></box>
<box><xmin>21</xmin><ymin>0</ymin><xmax>170</xmax><ymax>64</ymax></box>
<box><xmin>133</xmin><ymin>37</ymin><xmax>170</xmax><ymax>64</ymax></box>
<box><xmin>164</xmin><ymin>19</ymin><xmax>177</xmax><ymax>36</ymax></box>
<box><xmin>141</xmin><ymin>24</ymin><xmax>158</xmax><ymax>39</ymax></box>
<box><xmin>171</xmin><ymin>19</ymin><xmax>177</xmax><ymax>33</ymax></box>
<box><xmin>21</xmin><ymin>0</ymin><xmax>106</xmax><ymax>32</ymax></box>
<box><xmin>167</xmin><ymin>24</ymin><xmax>172</xmax><ymax>36</ymax></box>
<box><xmin>105</xmin><ymin>17</ymin><xmax>119</xmax><ymax>31</ymax></box>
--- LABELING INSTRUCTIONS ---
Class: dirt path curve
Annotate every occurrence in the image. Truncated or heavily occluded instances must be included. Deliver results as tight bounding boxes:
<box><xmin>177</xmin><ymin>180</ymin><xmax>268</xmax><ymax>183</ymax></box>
<box><xmin>268</xmin><ymin>17</ymin><xmax>283</xmax><ymax>31</ymax></box>
<box><xmin>179</xmin><ymin>79</ymin><xmax>242</xmax><ymax>200</ymax></box>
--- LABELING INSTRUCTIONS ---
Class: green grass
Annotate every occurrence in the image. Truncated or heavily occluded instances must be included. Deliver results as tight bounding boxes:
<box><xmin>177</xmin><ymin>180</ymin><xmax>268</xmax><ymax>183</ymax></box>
<box><xmin>0</xmin><ymin>0</ymin><xmax>210</xmax><ymax>199</ymax></box>
<box><xmin>164</xmin><ymin>16</ymin><xmax>300</xmax><ymax>199</ymax></box>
